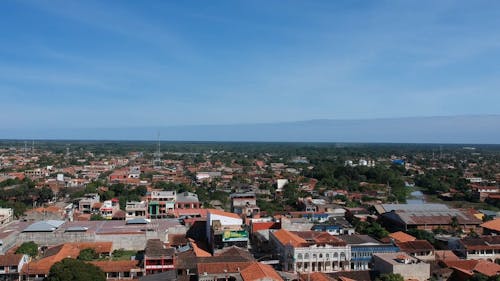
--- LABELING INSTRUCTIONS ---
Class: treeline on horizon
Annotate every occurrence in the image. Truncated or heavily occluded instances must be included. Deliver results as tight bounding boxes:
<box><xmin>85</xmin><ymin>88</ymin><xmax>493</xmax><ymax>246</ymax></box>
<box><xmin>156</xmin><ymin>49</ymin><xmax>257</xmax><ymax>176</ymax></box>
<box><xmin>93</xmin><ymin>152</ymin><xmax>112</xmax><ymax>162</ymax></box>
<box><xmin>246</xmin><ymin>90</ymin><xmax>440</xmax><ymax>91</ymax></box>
<box><xmin>2</xmin><ymin>140</ymin><xmax>500</xmax><ymax>155</ymax></box>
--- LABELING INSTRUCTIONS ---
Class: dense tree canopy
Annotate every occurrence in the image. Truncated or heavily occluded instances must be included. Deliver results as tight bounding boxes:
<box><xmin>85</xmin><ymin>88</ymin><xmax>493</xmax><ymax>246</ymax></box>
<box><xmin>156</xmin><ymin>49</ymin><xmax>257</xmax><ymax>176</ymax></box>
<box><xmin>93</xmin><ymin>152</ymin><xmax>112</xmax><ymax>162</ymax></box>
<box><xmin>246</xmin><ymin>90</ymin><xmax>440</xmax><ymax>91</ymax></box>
<box><xmin>15</xmin><ymin>241</ymin><xmax>38</xmax><ymax>258</ymax></box>
<box><xmin>46</xmin><ymin>258</ymin><xmax>105</xmax><ymax>281</ymax></box>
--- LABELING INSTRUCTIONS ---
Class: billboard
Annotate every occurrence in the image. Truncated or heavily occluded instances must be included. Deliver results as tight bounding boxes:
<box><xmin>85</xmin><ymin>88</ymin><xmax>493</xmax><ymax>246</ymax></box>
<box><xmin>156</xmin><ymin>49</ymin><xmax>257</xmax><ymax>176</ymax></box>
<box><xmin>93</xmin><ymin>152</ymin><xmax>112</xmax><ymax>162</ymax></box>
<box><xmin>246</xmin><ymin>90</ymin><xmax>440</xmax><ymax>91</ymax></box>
<box><xmin>222</xmin><ymin>230</ymin><xmax>249</xmax><ymax>242</ymax></box>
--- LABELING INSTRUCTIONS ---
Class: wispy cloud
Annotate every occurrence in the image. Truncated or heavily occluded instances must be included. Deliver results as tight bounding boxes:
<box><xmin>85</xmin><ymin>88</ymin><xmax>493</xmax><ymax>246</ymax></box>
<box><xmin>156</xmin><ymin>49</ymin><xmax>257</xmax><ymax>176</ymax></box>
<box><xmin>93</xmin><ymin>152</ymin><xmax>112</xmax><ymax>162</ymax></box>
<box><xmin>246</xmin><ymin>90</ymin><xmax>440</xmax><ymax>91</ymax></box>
<box><xmin>20</xmin><ymin>0</ymin><xmax>200</xmax><ymax>63</ymax></box>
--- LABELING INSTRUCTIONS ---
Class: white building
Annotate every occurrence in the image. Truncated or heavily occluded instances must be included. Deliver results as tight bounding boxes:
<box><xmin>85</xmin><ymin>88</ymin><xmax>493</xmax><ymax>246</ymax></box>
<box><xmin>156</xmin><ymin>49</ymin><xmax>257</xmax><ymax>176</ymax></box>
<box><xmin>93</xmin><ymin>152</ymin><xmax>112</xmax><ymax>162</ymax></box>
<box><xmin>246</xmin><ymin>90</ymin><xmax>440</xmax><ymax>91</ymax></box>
<box><xmin>270</xmin><ymin>229</ymin><xmax>351</xmax><ymax>273</ymax></box>
<box><xmin>0</xmin><ymin>208</ymin><xmax>13</xmax><ymax>225</ymax></box>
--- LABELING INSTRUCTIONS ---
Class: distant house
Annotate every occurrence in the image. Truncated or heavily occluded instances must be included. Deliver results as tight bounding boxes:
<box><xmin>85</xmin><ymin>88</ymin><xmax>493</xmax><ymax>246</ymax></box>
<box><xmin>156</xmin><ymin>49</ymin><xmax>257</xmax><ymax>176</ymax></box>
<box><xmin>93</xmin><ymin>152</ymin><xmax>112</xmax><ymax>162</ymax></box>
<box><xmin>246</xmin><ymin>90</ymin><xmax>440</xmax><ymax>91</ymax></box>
<box><xmin>481</xmin><ymin>218</ymin><xmax>500</xmax><ymax>235</ymax></box>
<box><xmin>377</xmin><ymin>203</ymin><xmax>482</xmax><ymax>233</ymax></box>
<box><xmin>396</xmin><ymin>240</ymin><xmax>435</xmax><ymax>261</ymax></box>
<box><xmin>0</xmin><ymin>253</ymin><xmax>29</xmax><ymax>281</ymax></box>
<box><xmin>78</xmin><ymin>193</ymin><xmax>100</xmax><ymax>214</ymax></box>
<box><xmin>458</xmin><ymin>236</ymin><xmax>500</xmax><ymax>261</ymax></box>
<box><xmin>338</xmin><ymin>234</ymin><xmax>399</xmax><ymax>271</ymax></box>
<box><xmin>0</xmin><ymin>208</ymin><xmax>13</xmax><ymax>225</ymax></box>
<box><xmin>143</xmin><ymin>239</ymin><xmax>175</xmax><ymax>275</ymax></box>
<box><xmin>207</xmin><ymin>209</ymin><xmax>248</xmax><ymax>253</ymax></box>
<box><xmin>444</xmin><ymin>259</ymin><xmax>500</xmax><ymax>281</ymax></box>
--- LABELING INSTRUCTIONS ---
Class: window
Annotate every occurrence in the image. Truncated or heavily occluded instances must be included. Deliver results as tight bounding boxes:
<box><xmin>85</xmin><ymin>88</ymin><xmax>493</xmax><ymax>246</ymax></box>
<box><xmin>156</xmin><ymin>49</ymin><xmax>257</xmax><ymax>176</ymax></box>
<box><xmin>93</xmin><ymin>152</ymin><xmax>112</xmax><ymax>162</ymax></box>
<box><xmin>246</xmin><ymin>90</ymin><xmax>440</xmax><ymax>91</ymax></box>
<box><xmin>297</xmin><ymin>253</ymin><xmax>303</xmax><ymax>260</ymax></box>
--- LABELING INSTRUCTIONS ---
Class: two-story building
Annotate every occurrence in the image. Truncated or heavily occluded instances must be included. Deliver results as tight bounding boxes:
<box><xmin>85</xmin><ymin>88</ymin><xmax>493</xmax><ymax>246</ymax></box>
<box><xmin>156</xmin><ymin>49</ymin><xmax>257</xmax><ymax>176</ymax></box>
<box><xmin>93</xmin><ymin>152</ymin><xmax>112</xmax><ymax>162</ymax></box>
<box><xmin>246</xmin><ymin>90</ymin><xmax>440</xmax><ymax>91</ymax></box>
<box><xmin>270</xmin><ymin>229</ymin><xmax>350</xmax><ymax>273</ymax></box>
<box><xmin>0</xmin><ymin>253</ymin><xmax>29</xmax><ymax>281</ymax></box>
<box><xmin>458</xmin><ymin>236</ymin><xmax>500</xmax><ymax>262</ymax></box>
<box><xmin>338</xmin><ymin>234</ymin><xmax>399</xmax><ymax>270</ymax></box>
<box><xmin>230</xmin><ymin>193</ymin><xmax>260</xmax><ymax>218</ymax></box>
<box><xmin>143</xmin><ymin>239</ymin><xmax>175</xmax><ymax>275</ymax></box>
<box><xmin>78</xmin><ymin>193</ymin><xmax>100</xmax><ymax>214</ymax></box>
<box><xmin>147</xmin><ymin>190</ymin><xmax>176</xmax><ymax>219</ymax></box>
<box><xmin>125</xmin><ymin>201</ymin><xmax>148</xmax><ymax>220</ymax></box>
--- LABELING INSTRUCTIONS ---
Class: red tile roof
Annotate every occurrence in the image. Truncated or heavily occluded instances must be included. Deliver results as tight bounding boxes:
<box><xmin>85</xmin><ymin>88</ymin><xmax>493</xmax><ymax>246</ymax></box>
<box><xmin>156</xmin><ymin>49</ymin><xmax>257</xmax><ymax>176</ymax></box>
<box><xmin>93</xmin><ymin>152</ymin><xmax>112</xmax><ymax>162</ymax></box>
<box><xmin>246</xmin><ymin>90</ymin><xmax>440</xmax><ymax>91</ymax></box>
<box><xmin>0</xmin><ymin>254</ymin><xmax>25</xmax><ymax>266</ymax></box>
<box><xmin>208</xmin><ymin>209</ymin><xmax>241</xmax><ymax>220</ymax></box>
<box><xmin>89</xmin><ymin>260</ymin><xmax>140</xmax><ymax>273</ymax></box>
<box><xmin>445</xmin><ymin>260</ymin><xmax>500</xmax><ymax>277</ymax></box>
<box><xmin>21</xmin><ymin>242</ymin><xmax>113</xmax><ymax>275</ymax></box>
<box><xmin>240</xmin><ymin>262</ymin><xmax>283</xmax><ymax>281</ymax></box>
<box><xmin>197</xmin><ymin>262</ymin><xmax>253</xmax><ymax>274</ymax></box>
<box><xmin>272</xmin><ymin>229</ymin><xmax>307</xmax><ymax>247</ymax></box>
<box><xmin>389</xmin><ymin>231</ymin><xmax>416</xmax><ymax>243</ymax></box>
<box><xmin>481</xmin><ymin>218</ymin><xmax>500</xmax><ymax>232</ymax></box>
<box><xmin>188</xmin><ymin>239</ymin><xmax>211</xmax><ymax>257</ymax></box>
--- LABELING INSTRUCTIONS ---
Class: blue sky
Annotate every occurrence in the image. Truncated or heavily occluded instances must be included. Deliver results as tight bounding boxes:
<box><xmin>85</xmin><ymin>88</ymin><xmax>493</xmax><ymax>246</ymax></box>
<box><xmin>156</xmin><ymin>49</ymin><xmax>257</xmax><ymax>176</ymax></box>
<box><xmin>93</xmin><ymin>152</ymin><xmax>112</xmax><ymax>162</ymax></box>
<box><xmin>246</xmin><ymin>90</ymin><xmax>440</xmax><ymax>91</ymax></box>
<box><xmin>1</xmin><ymin>0</ymin><xmax>500</xmax><ymax>130</ymax></box>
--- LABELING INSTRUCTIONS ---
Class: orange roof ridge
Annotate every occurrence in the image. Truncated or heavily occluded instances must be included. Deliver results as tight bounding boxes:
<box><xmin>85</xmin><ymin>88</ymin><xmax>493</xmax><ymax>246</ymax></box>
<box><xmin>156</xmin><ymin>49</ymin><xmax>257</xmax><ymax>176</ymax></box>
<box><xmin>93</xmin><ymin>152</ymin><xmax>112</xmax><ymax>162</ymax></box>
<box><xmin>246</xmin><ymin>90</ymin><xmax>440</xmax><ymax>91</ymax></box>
<box><xmin>273</xmin><ymin>229</ymin><xmax>307</xmax><ymax>247</ymax></box>
<box><xmin>389</xmin><ymin>231</ymin><xmax>417</xmax><ymax>243</ymax></box>
<box><xmin>240</xmin><ymin>262</ymin><xmax>283</xmax><ymax>281</ymax></box>
<box><xmin>208</xmin><ymin>209</ymin><xmax>242</xmax><ymax>220</ymax></box>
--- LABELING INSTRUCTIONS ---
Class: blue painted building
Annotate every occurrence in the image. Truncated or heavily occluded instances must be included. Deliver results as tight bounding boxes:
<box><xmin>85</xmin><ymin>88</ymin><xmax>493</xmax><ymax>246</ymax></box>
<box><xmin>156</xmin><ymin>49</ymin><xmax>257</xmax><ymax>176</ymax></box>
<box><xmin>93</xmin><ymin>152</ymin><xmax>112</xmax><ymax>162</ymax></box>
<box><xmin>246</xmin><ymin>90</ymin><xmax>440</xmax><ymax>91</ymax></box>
<box><xmin>339</xmin><ymin>234</ymin><xmax>399</xmax><ymax>270</ymax></box>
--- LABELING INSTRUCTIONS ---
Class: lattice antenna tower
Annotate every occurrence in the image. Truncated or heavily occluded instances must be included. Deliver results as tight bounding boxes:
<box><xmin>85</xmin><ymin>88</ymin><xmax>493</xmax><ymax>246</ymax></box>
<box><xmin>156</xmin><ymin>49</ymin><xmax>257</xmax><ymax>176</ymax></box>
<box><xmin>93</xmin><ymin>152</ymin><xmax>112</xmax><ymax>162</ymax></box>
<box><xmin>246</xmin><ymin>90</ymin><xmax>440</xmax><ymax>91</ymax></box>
<box><xmin>153</xmin><ymin>132</ymin><xmax>163</xmax><ymax>169</ymax></box>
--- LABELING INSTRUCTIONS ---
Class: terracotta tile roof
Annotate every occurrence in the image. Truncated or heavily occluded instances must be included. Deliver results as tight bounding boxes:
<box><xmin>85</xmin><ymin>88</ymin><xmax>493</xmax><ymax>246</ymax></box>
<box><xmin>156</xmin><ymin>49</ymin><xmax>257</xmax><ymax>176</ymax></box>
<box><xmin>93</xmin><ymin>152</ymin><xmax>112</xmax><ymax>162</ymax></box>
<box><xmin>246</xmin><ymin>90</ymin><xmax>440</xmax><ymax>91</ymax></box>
<box><xmin>250</xmin><ymin>221</ymin><xmax>280</xmax><ymax>233</ymax></box>
<box><xmin>293</xmin><ymin>231</ymin><xmax>346</xmax><ymax>246</ymax></box>
<box><xmin>445</xmin><ymin>260</ymin><xmax>500</xmax><ymax>277</ymax></box>
<box><xmin>168</xmin><ymin>233</ymin><xmax>188</xmax><ymax>246</ymax></box>
<box><xmin>481</xmin><ymin>218</ymin><xmax>500</xmax><ymax>232</ymax></box>
<box><xmin>300</xmin><ymin>272</ymin><xmax>334</xmax><ymax>281</ymax></box>
<box><xmin>0</xmin><ymin>254</ymin><xmax>25</xmax><ymax>266</ymax></box>
<box><xmin>215</xmin><ymin>246</ymin><xmax>254</xmax><ymax>261</ymax></box>
<box><xmin>145</xmin><ymin>239</ymin><xmax>175</xmax><ymax>258</ymax></box>
<box><xmin>389</xmin><ymin>231</ymin><xmax>416</xmax><ymax>243</ymax></box>
<box><xmin>272</xmin><ymin>229</ymin><xmax>307</xmax><ymax>247</ymax></box>
<box><xmin>21</xmin><ymin>242</ymin><xmax>112</xmax><ymax>275</ymax></box>
<box><xmin>197</xmin><ymin>261</ymin><xmax>253</xmax><ymax>274</ymax></box>
<box><xmin>72</xmin><ymin>242</ymin><xmax>113</xmax><ymax>254</ymax></box>
<box><xmin>174</xmin><ymin>208</ymin><xmax>208</xmax><ymax>218</ymax></box>
<box><xmin>89</xmin><ymin>260</ymin><xmax>140</xmax><ymax>273</ymax></box>
<box><xmin>240</xmin><ymin>262</ymin><xmax>283</xmax><ymax>281</ymax></box>
<box><xmin>208</xmin><ymin>209</ymin><xmax>241</xmax><ymax>220</ymax></box>
<box><xmin>460</xmin><ymin>236</ymin><xmax>500</xmax><ymax>250</ymax></box>
<box><xmin>396</xmin><ymin>240</ymin><xmax>435</xmax><ymax>253</ymax></box>
<box><xmin>189</xmin><ymin>239</ymin><xmax>211</xmax><ymax>257</ymax></box>
<box><xmin>22</xmin><ymin>244</ymin><xmax>80</xmax><ymax>275</ymax></box>
<box><xmin>434</xmin><ymin>250</ymin><xmax>459</xmax><ymax>261</ymax></box>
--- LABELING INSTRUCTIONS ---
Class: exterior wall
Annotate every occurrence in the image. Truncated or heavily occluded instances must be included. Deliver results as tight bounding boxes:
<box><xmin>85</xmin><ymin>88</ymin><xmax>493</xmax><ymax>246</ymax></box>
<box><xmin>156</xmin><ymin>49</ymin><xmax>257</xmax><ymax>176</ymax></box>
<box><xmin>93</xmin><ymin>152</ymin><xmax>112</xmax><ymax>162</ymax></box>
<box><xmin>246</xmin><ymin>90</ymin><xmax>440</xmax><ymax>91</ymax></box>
<box><xmin>269</xmin><ymin>232</ymin><xmax>351</xmax><ymax>273</ymax></box>
<box><xmin>18</xmin><ymin>229</ymin><xmax>170</xmax><ymax>251</ymax></box>
<box><xmin>292</xmin><ymin>245</ymin><xmax>351</xmax><ymax>273</ymax></box>
<box><xmin>0</xmin><ymin>232</ymin><xmax>19</xmax><ymax>254</ymax></box>
<box><xmin>373</xmin><ymin>255</ymin><xmax>430</xmax><ymax>281</ymax></box>
<box><xmin>0</xmin><ymin>254</ymin><xmax>28</xmax><ymax>277</ymax></box>
<box><xmin>463</xmin><ymin>248</ymin><xmax>500</xmax><ymax>261</ymax></box>
<box><xmin>0</xmin><ymin>208</ymin><xmax>13</xmax><ymax>225</ymax></box>
<box><xmin>350</xmin><ymin>246</ymin><xmax>399</xmax><ymax>271</ymax></box>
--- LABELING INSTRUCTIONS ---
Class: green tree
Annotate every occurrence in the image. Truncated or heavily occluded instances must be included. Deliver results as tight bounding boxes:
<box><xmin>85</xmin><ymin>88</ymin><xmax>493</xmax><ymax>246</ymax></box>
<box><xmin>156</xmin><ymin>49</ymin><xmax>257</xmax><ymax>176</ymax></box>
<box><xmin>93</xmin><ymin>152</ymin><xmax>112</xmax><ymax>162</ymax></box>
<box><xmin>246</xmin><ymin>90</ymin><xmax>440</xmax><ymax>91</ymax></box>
<box><xmin>46</xmin><ymin>258</ymin><xmax>105</xmax><ymax>281</ymax></box>
<box><xmin>468</xmin><ymin>273</ymin><xmax>489</xmax><ymax>281</ymax></box>
<box><xmin>15</xmin><ymin>241</ymin><xmax>38</xmax><ymax>258</ymax></box>
<box><xmin>376</xmin><ymin>273</ymin><xmax>404</xmax><ymax>281</ymax></box>
<box><xmin>78</xmin><ymin>248</ymin><xmax>97</xmax><ymax>261</ymax></box>
<box><xmin>39</xmin><ymin>187</ymin><xmax>54</xmax><ymax>202</ymax></box>
<box><xmin>355</xmin><ymin>221</ymin><xmax>389</xmax><ymax>239</ymax></box>
<box><xmin>407</xmin><ymin>229</ymin><xmax>436</xmax><ymax>244</ymax></box>
<box><xmin>90</xmin><ymin>214</ymin><xmax>105</xmax><ymax>221</ymax></box>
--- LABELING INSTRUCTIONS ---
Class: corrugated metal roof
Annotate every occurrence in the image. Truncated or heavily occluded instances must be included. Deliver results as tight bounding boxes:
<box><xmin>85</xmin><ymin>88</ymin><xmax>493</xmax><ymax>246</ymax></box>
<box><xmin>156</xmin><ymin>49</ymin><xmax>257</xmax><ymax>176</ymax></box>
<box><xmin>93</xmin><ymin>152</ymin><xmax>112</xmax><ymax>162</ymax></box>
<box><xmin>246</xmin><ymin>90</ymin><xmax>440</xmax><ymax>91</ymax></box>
<box><xmin>23</xmin><ymin>220</ymin><xmax>65</xmax><ymax>232</ymax></box>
